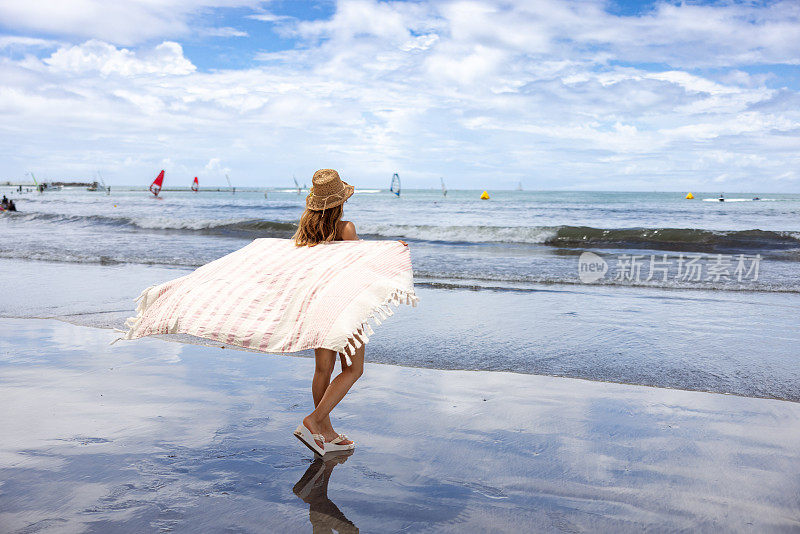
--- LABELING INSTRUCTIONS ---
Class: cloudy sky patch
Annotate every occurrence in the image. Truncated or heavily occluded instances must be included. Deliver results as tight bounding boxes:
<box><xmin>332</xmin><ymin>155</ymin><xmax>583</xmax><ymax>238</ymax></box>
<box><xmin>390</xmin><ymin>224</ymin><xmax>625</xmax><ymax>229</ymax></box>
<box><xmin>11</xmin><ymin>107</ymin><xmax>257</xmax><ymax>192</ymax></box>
<box><xmin>0</xmin><ymin>0</ymin><xmax>798</xmax><ymax>190</ymax></box>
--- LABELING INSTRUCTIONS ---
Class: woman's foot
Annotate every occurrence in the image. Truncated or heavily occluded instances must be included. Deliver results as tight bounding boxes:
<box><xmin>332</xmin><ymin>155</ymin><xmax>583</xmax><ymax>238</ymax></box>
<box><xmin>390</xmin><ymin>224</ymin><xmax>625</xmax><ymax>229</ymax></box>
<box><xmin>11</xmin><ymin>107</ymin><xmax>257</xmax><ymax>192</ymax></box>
<box><xmin>304</xmin><ymin>415</ymin><xmax>354</xmax><ymax>448</ymax></box>
<box><xmin>319</xmin><ymin>421</ymin><xmax>353</xmax><ymax>446</ymax></box>
<box><xmin>303</xmin><ymin>415</ymin><xmax>326</xmax><ymax>449</ymax></box>
<box><xmin>294</xmin><ymin>420</ymin><xmax>326</xmax><ymax>456</ymax></box>
<box><xmin>324</xmin><ymin>434</ymin><xmax>355</xmax><ymax>451</ymax></box>
<box><xmin>323</xmin><ymin>431</ymin><xmax>353</xmax><ymax>447</ymax></box>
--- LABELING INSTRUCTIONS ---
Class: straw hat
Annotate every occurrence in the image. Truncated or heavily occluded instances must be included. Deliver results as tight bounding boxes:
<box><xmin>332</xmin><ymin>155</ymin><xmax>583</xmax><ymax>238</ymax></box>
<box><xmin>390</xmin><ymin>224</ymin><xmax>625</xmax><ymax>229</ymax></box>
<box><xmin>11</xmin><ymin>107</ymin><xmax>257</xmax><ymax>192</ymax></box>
<box><xmin>306</xmin><ymin>169</ymin><xmax>354</xmax><ymax>211</ymax></box>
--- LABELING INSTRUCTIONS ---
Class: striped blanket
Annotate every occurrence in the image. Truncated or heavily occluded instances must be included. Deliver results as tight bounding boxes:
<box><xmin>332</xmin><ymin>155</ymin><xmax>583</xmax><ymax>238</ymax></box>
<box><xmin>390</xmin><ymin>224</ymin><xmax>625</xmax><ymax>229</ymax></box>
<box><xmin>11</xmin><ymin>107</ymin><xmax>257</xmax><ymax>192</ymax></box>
<box><xmin>120</xmin><ymin>238</ymin><xmax>418</xmax><ymax>363</ymax></box>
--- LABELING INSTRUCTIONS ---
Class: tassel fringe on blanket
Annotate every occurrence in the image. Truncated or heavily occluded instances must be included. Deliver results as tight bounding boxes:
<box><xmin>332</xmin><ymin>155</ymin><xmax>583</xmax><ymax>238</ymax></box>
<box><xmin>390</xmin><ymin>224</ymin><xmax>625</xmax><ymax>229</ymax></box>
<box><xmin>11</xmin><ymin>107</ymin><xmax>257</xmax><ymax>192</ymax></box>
<box><xmin>116</xmin><ymin>238</ymin><xmax>418</xmax><ymax>366</ymax></box>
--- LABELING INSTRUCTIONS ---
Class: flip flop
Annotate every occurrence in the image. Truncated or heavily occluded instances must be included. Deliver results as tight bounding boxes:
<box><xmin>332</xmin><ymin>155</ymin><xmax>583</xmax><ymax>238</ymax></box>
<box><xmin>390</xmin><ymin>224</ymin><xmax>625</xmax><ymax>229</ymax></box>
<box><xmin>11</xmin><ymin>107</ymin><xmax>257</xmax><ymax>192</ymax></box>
<box><xmin>324</xmin><ymin>434</ymin><xmax>355</xmax><ymax>452</ymax></box>
<box><xmin>294</xmin><ymin>423</ymin><xmax>325</xmax><ymax>456</ymax></box>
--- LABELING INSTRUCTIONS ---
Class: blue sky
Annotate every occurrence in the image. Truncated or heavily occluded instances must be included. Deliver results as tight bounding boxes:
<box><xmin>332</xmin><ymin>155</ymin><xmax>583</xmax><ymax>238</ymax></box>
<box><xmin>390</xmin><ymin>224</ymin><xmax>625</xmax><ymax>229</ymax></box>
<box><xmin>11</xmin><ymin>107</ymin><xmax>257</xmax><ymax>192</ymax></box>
<box><xmin>0</xmin><ymin>0</ymin><xmax>798</xmax><ymax>191</ymax></box>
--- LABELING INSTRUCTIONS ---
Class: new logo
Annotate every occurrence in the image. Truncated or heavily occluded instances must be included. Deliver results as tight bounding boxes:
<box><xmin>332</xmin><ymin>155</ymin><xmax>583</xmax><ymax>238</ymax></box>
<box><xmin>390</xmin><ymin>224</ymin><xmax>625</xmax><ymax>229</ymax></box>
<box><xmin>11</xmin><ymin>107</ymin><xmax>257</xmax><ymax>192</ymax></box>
<box><xmin>578</xmin><ymin>252</ymin><xmax>608</xmax><ymax>283</ymax></box>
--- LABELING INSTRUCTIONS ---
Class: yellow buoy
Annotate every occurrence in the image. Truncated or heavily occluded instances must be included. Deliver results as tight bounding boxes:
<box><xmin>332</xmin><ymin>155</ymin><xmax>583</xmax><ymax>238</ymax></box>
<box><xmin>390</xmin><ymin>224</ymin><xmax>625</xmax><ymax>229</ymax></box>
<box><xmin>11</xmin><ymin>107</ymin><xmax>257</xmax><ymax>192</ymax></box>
<box><xmin>685</xmin><ymin>192</ymin><xmax>694</xmax><ymax>199</ymax></box>
<box><xmin>480</xmin><ymin>191</ymin><xmax>490</xmax><ymax>200</ymax></box>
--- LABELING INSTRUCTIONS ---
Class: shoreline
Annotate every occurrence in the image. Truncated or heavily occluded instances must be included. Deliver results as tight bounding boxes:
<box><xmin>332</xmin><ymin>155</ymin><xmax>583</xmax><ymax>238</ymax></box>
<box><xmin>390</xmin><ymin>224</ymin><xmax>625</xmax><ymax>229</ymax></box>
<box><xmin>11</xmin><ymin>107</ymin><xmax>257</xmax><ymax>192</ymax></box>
<box><xmin>1</xmin><ymin>250</ymin><xmax>798</xmax><ymax>295</ymax></box>
<box><xmin>13</xmin><ymin>313</ymin><xmax>800</xmax><ymax>407</ymax></box>
<box><xmin>1</xmin><ymin>317</ymin><xmax>798</xmax><ymax>532</ymax></box>
<box><xmin>2</xmin><ymin>257</ymin><xmax>799</xmax><ymax>402</ymax></box>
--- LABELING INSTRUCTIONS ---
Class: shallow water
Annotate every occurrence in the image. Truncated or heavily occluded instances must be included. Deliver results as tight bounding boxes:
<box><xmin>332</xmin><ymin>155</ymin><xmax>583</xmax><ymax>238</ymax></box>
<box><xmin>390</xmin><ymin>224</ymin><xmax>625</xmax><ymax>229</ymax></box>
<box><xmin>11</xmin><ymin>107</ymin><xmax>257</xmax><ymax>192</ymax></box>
<box><xmin>2</xmin><ymin>187</ymin><xmax>799</xmax><ymax>291</ymax></box>
<box><xmin>2</xmin><ymin>258</ymin><xmax>798</xmax><ymax>401</ymax></box>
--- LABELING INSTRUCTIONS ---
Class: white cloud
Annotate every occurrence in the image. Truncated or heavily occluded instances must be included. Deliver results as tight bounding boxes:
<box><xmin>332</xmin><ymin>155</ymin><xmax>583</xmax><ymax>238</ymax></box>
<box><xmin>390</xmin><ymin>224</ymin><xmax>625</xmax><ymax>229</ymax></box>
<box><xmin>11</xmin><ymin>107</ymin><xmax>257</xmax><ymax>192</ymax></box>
<box><xmin>248</xmin><ymin>11</ymin><xmax>293</xmax><ymax>23</ymax></box>
<box><xmin>200</xmin><ymin>26</ymin><xmax>249</xmax><ymax>38</ymax></box>
<box><xmin>0</xmin><ymin>0</ymin><xmax>799</xmax><ymax>191</ymax></box>
<box><xmin>775</xmin><ymin>171</ymin><xmax>797</xmax><ymax>182</ymax></box>
<box><xmin>400</xmin><ymin>33</ymin><xmax>438</xmax><ymax>52</ymax></box>
<box><xmin>0</xmin><ymin>35</ymin><xmax>60</xmax><ymax>49</ymax></box>
<box><xmin>44</xmin><ymin>40</ymin><xmax>196</xmax><ymax>76</ymax></box>
<box><xmin>204</xmin><ymin>157</ymin><xmax>231</xmax><ymax>175</ymax></box>
<box><xmin>0</xmin><ymin>0</ymin><xmax>261</xmax><ymax>45</ymax></box>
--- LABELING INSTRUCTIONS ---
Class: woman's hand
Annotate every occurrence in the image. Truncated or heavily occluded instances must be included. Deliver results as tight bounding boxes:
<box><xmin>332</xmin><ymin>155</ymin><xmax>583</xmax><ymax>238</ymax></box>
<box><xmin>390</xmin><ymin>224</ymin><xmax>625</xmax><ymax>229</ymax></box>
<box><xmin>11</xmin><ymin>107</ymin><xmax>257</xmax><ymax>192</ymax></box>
<box><xmin>398</xmin><ymin>240</ymin><xmax>408</xmax><ymax>246</ymax></box>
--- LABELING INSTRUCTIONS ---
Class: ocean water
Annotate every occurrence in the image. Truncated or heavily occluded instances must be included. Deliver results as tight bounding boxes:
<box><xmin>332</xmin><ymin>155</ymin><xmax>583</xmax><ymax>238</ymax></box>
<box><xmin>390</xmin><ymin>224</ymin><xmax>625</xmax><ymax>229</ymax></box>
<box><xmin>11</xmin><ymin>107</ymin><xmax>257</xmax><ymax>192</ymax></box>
<box><xmin>1</xmin><ymin>186</ymin><xmax>800</xmax><ymax>400</ymax></box>
<box><xmin>2</xmin><ymin>186</ymin><xmax>799</xmax><ymax>292</ymax></box>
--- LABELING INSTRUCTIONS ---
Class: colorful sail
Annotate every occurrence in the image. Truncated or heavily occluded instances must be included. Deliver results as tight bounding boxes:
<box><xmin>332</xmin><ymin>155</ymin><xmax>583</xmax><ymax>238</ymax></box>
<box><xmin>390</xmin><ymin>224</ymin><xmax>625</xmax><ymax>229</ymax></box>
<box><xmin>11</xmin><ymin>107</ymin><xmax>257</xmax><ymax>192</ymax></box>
<box><xmin>150</xmin><ymin>170</ymin><xmax>164</xmax><ymax>196</ymax></box>
<box><xmin>390</xmin><ymin>173</ymin><xmax>401</xmax><ymax>197</ymax></box>
<box><xmin>191</xmin><ymin>176</ymin><xmax>198</xmax><ymax>192</ymax></box>
<box><xmin>29</xmin><ymin>171</ymin><xmax>41</xmax><ymax>193</ymax></box>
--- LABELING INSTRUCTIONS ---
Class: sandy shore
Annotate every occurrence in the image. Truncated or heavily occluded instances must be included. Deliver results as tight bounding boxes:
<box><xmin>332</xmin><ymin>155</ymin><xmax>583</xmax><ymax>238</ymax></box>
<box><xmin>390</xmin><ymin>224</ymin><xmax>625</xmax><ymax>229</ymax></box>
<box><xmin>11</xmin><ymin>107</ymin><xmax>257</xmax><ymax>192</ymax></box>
<box><xmin>1</xmin><ymin>317</ymin><xmax>798</xmax><ymax>532</ymax></box>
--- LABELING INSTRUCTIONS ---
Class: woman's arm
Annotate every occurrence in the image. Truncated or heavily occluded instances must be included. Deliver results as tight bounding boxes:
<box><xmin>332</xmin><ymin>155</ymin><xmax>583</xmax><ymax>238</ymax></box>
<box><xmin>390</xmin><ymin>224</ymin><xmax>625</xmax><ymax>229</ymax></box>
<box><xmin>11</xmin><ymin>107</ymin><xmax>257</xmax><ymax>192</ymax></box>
<box><xmin>340</xmin><ymin>221</ymin><xmax>358</xmax><ymax>241</ymax></box>
<box><xmin>340</xmin><ymin>220</ymin><xmax>407</xmax><ymax>246</ymax></box>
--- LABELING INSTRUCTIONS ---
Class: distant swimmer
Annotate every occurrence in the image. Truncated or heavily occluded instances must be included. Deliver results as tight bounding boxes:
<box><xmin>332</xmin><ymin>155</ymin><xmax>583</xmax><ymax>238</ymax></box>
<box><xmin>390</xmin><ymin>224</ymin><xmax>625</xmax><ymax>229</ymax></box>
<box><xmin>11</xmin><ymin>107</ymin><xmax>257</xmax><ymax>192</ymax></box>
<box><xmin>2</xmin><ymin>197</ymin><xmax>17</xmax><ymax>211</ymax></box>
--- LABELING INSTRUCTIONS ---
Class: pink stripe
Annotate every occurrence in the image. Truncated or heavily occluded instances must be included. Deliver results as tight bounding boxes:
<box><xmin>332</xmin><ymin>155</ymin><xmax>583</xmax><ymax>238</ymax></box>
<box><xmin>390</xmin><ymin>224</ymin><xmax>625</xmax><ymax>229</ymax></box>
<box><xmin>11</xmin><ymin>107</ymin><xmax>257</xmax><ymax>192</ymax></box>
<box><xmin>284</xmin><ymin>246</ymin><xmax>367</xmax><ymax>351</ymax></box>
<box><xmin>220</xmin><ymin>246</ymin><xmax>300</xmax><ymax>344</ymax></box>
<box><xmin>260</xmin><ymin>243</ymin><xmax>360</xmax><ymax>352</ymax></box>
<box><xmin>235</xmin><ymin>247</ymin><xmax>301</xmax><ymax>347</ymax></box>
<box><xmin>127</xmin><ymin>239</ymin><xmax>416</xmax><ymax>355</ymax></box>
<box><xmin>192</xmin><ymin>244</ymin><xmax>270</xmax><ymax>340</ymax></box>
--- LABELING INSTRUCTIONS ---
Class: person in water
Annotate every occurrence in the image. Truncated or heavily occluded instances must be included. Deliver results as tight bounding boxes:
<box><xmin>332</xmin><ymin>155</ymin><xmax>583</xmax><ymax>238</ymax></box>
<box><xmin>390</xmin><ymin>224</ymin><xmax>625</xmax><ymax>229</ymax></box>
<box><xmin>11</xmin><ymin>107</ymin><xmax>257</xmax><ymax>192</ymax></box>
<box><xmin>292</xmin><ymin>169</ymin><xmax>405</xmax><ymax>455</ymax></box>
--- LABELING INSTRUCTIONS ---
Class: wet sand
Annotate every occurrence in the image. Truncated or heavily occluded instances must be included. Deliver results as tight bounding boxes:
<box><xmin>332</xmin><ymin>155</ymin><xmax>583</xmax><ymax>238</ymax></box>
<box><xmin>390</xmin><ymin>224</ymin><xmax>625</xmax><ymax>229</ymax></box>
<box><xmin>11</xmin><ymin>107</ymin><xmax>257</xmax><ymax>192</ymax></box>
<box><xmin>1</xmin><ymin>317</ymin><xmax>798</xmax><ymax>532</ymax></box>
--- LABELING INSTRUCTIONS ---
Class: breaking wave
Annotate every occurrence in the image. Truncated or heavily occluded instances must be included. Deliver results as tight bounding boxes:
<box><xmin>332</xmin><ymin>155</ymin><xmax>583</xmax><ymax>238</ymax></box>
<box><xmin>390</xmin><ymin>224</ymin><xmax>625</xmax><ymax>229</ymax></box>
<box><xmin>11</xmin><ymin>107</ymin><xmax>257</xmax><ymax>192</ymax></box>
<box><xmin>6</xmin><ymin>212</ymin><xmax>297</xmax><ymax>237</ymax></box>
<box><xmin>359</xmin><ymin>223</ymin><xmax>800</xmax><ymax>252</ymax></box>
<box><xmin>6</xmin><ymin>212</ymin><xmax>800</xmax><ymax>252</ymax></box>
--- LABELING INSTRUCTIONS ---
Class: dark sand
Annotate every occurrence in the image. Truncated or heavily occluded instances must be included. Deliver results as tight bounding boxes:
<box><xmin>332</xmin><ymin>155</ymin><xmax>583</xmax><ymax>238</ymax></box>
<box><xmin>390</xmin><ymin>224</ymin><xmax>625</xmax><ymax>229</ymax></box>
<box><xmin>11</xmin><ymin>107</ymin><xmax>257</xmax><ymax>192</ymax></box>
<box><xmin>1</xmin><ymin>318</ymin><xmax>798</xmax><ymax>532</ymax></box>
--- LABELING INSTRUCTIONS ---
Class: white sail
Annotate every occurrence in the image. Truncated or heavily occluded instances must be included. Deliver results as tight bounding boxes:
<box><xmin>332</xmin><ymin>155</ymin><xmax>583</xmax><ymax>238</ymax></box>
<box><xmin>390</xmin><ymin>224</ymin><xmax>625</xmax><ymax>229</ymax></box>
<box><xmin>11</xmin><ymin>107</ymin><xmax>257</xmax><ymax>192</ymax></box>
<box><xmin>390</xmin><ymin>173</ymin><xmax>401</xmax><ymax>196</ymax></box>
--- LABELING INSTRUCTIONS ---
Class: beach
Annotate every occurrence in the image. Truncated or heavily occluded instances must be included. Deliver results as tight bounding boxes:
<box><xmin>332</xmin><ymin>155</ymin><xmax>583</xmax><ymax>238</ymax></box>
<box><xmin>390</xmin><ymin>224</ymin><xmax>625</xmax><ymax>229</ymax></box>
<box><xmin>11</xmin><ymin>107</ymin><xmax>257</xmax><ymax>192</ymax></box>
<box><xmin>2</xmin><ymin>317</ymin><xmax>799</xmax><ymax>532</ymax></box>
<box><xmin>3</xmin><ymin>0</ymin><xmax>800</xmax><ymax>530</ymax></box>
<box><xmin>1</xmin><ymin>188</ymin><xmax>800</xmax><ymax>532</ymax></box>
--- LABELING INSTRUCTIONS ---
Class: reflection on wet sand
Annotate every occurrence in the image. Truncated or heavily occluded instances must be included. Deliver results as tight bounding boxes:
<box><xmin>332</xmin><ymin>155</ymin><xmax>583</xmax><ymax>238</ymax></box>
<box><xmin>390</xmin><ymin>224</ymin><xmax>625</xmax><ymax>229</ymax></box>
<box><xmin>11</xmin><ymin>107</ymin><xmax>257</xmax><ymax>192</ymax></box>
<box><xmin>2</xmin><ymin>318</ymin><xmax>799</xmax><ymax>532</ymax></box>
<box><xmin>293</xmin><ymin>451</ymin><xmax>358</xmax><ymax>533</ymax></box>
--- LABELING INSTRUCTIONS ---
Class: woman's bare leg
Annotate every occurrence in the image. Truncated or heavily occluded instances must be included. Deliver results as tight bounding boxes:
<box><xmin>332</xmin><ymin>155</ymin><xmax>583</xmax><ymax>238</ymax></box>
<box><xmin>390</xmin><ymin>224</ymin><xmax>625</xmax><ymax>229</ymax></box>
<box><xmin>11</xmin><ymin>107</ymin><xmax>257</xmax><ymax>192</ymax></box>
<box><xmin>312</xmin><ymin>348</ymin><xmax>337</xmax><ymax>436</ymax></box>
<box><xmin>304</xmin><ymin>345</ymin><xmax>364</xmax><ymax>448</ymax></box>
<box><xmin>311</xmin><ymin>348</ymin><xmax>356</xmax><ymax>446</ymax></box>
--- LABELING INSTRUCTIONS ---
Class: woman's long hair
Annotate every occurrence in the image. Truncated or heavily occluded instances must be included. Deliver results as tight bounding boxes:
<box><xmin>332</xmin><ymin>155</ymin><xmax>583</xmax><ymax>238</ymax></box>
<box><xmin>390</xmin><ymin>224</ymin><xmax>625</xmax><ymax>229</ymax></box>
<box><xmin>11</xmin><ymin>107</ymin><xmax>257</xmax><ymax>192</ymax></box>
<box><xmin>292</xmin><ymin>204</ymin><xmax>343</xmax><ymax>247</ymax></box>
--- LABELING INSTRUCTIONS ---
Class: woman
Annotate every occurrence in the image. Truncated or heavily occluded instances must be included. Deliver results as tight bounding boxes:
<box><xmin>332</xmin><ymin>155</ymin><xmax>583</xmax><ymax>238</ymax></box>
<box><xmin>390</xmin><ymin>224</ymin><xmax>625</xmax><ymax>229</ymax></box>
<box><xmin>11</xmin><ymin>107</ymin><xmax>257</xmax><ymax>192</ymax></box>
<box><xmin>293</xmin><ymin>169</ymin><xmax>405</xmax><ymax>456</ymax></box>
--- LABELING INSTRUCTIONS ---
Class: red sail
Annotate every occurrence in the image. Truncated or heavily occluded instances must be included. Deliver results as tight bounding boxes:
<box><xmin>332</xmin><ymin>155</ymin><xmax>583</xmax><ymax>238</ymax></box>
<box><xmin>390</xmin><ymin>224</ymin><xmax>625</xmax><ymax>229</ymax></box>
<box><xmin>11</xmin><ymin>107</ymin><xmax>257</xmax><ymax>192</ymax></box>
<box><xmin>191</xmin><ymin>176</ymin><xmax>198</xmax><ymax>192</ymax></box>
<box><xmin>150</xmin><ymin>170</ymin><xmax>164</xmax><ymax>196</ymax></box>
